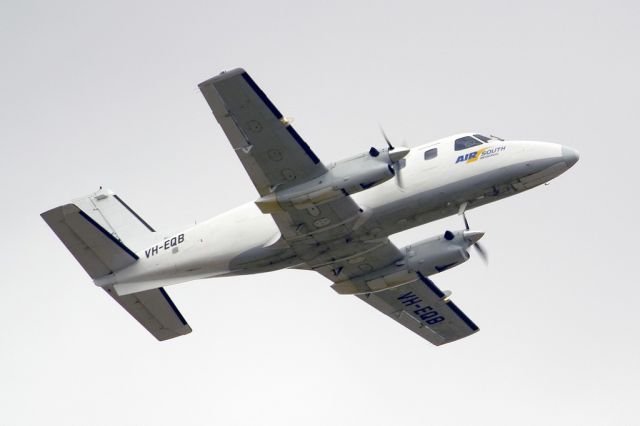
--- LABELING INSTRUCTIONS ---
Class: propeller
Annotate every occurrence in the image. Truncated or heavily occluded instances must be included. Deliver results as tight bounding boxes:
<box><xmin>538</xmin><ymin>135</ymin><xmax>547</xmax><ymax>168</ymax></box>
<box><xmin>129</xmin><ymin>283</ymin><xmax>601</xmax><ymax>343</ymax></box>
<box><xmin>378</xmin><ymin>126</ymin><xmax>410</xmax><ymax>187</ymax></box>
<box><xmin>463</xmin><ymin>212</ymin><xmax>489</xmax><ymax>264</ymax></box>
<box><xmin>380</xmin><ymin>126</ymin><xmax>394</xmax><ymax>150</ymax></box>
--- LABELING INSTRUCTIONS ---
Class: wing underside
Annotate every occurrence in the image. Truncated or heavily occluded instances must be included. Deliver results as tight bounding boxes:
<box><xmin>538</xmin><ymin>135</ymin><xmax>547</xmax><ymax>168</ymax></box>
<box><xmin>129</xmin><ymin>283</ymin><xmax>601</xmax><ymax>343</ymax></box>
<box><xmin>199</xmin><ymin>68</ymin><xmax>365</xmax><ymax>248</ymax></box>
<box><xmin>199</xmin><ymin>68</ymin><xmax>326</xmax><ymax>197</ymax></box>
<box><xmin>105</xmin><ymin>286</ymin><xmax>192</xmax><ymax>341</ymax></box>
<box><xmin>358</xmin><ymin>273</ymin><xmax>479</xmax><ymax>345</ymax></box>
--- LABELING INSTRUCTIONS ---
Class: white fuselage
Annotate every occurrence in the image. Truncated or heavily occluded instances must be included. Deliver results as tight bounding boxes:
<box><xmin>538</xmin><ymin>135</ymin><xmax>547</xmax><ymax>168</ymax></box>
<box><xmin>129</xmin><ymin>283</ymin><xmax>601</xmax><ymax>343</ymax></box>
<box><xmin>102</xmin><ymin>135</ymin><xmax>578</xmax><ymax>295</ymax></box>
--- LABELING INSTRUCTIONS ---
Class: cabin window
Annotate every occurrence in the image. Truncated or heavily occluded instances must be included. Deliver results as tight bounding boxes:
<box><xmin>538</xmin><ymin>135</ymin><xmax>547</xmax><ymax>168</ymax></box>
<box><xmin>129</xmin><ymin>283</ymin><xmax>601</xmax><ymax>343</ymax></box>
<box><xmin>424</xmin><ymin>148</ymin><xmax>438</xmax><ymax>160</ymax></box>
<box><xmin>454</xmin><ymin>136</ymin><xmax>483</xmax><ymax>151</ymax></box>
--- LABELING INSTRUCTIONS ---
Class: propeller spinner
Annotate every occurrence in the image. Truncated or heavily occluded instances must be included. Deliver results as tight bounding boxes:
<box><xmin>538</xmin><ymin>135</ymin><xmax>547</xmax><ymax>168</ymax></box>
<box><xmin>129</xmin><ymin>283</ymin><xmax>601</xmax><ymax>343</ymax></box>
<box><xmin>376</xmin><ymin>127</ymin><xmax>410</xmax><ymax>187</ymax></box>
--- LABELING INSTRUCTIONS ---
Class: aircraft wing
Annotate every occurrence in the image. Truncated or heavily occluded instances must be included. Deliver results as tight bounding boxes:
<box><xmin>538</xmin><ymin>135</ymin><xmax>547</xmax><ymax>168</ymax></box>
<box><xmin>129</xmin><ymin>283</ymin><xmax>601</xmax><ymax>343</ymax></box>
<box><xmin>357</xmin><ymin>273</ymin><xmax>479</xmax><ymax>345</ymax></box>
<box><xmin>199</xmin><ymin>69</ymin><xmax>364</xmax><ymax>248</ymax></box>
<box><xmin>315</xmin><ymin>239</ymin><xmax>479</xmax><ymax>345</ymax></box>
<box><xmin>199</xmin><ymin>68</ymin><xmax>327</xmax><ymax>197</ymax></box>
<box><xmin>312</xmin><ymin>238</ymin><xmax>405</xmax><ymax>283</ymax></box>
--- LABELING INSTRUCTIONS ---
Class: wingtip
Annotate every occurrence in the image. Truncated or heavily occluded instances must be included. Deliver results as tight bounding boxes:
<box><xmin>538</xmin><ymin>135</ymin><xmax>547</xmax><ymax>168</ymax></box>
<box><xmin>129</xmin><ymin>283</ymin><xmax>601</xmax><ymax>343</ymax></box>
<box><xmin>198</xmin><ymin>67</ymin><xmax>247</xmax><ymax>88</ymax></box>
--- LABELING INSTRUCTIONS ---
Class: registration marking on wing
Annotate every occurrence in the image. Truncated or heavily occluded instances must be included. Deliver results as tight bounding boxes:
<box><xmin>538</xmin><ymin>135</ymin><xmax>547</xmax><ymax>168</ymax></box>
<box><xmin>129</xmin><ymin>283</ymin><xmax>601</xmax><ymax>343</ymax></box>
<box><xmin>397</xmin><ymin>291</ymin><xmax>445</xmax><ymax>325</ymax></box>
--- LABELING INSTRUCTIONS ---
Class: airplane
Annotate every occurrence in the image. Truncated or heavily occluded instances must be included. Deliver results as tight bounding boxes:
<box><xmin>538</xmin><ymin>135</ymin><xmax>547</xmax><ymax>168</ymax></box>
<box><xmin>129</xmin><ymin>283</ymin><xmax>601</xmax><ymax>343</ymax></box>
<box><xmin>41</xmin><ymin>68</ymin><xmax>579</xmax><ymax>345</ymax></box>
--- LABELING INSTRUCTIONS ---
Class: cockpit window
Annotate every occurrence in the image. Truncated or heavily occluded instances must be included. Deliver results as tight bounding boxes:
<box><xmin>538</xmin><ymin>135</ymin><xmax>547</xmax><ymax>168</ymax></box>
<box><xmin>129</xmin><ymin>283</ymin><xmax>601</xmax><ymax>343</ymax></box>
<box><xmin>474</xmin><ymin>134</ymin><xmax>505</xmax><ymax>142</ymax></box>
<box><xmin>473</xmin><ymin>134</ymin><xmax>491</xmax><ymax>143</ymax></box>
<box><xmin>454</xmin><ymin>136</ymin><xmax>483</xmax><ymax>151</ymax></box>
<box><xmin>424</xmin><ymin>148</ymin><xmax>438</xmax><ymax>160</ymax></box>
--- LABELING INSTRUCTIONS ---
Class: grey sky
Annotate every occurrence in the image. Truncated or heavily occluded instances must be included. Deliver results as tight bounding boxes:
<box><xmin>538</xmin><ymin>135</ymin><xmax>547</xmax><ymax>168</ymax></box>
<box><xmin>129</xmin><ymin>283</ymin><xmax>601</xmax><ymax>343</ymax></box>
<box><xmin>1</xmin><ymin>1</ymin><xmax>638</xmax><ymax>425</ymax></box>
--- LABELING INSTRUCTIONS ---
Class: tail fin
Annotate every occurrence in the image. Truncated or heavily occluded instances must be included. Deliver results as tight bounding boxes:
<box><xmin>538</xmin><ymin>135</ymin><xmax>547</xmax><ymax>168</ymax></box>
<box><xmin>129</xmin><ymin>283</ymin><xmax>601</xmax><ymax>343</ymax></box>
<box><xmin>42</xmin><ymin>188</ymin><xmax>192</xmax><ymax>341</ymax></box>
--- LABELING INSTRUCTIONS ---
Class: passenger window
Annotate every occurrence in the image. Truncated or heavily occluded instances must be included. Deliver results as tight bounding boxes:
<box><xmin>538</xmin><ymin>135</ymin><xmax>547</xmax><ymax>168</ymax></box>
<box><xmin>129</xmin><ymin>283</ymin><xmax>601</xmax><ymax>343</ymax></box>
<box><xmin>454</xmin><ymin>136</ymin><xmax>483</xmax><ymax>151</ymax></box>
<box><xmin>424</xmin><ymin>148</ymin><xmax>438</xmax><ymax>160</ymax></box>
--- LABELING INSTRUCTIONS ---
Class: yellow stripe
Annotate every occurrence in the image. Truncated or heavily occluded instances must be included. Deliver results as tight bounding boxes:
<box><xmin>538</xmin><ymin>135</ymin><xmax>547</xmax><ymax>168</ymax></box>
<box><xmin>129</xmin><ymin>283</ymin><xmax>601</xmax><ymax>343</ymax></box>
<box><xmin>467</xmin><ymin>148</ymin><xmax>487</xmax><ymax>163</ymax></box>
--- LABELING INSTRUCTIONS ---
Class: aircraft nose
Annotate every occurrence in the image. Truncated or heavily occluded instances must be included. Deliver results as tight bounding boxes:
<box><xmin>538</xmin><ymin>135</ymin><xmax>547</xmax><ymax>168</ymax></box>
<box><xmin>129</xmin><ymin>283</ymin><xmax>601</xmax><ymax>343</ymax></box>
<box><xmin>561</xmin><ymin>146</ymin><xmax>580</xmax><ymax>168</ymax></box>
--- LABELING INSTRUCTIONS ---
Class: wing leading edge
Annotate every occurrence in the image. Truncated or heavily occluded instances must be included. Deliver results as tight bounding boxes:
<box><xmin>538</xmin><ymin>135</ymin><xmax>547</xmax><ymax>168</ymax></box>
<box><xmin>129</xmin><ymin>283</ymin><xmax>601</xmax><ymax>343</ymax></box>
<box><xmin>357</xmin><ymin>273</ymin><xmax>479</xmax><ymax>346</ymax></box>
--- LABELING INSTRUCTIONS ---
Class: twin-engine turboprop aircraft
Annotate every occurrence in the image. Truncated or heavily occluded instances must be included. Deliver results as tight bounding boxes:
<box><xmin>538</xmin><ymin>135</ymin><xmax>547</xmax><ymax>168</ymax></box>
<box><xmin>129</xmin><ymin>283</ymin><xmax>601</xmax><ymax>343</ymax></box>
<box><xmin>41</xmin><ymin>69</ymin><xmax>579</xmax><ymax>345</ymax></box>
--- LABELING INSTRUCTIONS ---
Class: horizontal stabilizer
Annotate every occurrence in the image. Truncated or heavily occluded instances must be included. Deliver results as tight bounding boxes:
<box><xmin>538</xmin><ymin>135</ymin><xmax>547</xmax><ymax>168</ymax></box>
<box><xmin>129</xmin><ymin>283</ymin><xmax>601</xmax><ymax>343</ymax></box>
<box><xmin>105</xmin><ymin>286</ymin><xmax>192</xmax><ymax>341</ymax></box>
<box><xmin>41</xmin><ymin>204</ymin><xmax>139</xmax><ymax>279</ymax></box>
<box><xmin>43</xmin><ymin>189</ymin><xmax>189</xmax><ymax>341</ymax></box>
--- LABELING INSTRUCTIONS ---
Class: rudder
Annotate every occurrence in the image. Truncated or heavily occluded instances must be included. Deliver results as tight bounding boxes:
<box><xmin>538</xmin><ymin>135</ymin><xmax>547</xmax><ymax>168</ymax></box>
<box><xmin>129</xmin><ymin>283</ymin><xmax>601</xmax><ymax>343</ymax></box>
<box><xmin>71</xmin><ymin>188</ymin><xmax>157</xmax><ymax>253</ymax></box>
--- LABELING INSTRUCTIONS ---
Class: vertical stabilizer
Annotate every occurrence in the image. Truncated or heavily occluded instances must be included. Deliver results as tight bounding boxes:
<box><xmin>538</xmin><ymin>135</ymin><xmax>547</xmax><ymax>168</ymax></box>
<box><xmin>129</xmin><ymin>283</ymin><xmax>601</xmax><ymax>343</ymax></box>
<box><xmin>72</xmin><ymin>188</ymin><xmax>157</xmax><ymax>253</ymax></box>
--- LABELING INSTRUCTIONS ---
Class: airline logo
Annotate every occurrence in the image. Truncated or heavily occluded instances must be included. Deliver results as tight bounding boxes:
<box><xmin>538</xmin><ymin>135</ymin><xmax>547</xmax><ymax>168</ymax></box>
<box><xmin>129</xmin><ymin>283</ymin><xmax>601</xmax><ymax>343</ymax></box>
<box><xmin>455</xmin><ymin>146</ymin><xmax>506</xmax><ymax>164</ymax></box>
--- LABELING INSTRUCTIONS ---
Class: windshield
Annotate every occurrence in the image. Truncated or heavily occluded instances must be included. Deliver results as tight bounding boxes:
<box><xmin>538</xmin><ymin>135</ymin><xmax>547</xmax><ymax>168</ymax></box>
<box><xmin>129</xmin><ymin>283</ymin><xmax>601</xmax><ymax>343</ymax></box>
<box><xmin>455</xmin><ymin>134</ymin><xmax>506</xmax><ymax>151</ymax></box>
<box><xmin>454</xmin><ymin>136</ymin><xmax>483</xmax><ymax>151</ymax></box>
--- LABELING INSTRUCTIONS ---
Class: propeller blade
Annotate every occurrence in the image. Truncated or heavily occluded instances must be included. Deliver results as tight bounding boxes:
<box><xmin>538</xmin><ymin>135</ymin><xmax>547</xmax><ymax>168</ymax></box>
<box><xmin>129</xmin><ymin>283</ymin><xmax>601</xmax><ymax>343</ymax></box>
<box><xmin>379</xmin><ymin>126</ymin><xmax>395</xmax><ymax>150</ymax></box>
<box><xmin>462</xmin><ymin>212</ymin><xmax>470</xmax><ymax>230</ymax></box>
<box><xmin>474</xmin><ymin>242</ymin><xmax>489</xmax><ymax>265</ymax></box>
<box><xmin>394</xmin><ymin>162</ymin><xmax>404</xmax><ymax>188</ymax></box>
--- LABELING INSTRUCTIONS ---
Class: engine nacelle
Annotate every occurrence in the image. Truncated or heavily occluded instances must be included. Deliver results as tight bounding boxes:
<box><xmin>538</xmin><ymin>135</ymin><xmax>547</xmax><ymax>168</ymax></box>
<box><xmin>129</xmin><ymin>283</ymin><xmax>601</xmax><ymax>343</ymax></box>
<box><xmin>255</xmin><ymin>149</ymin><xmax>395</xmax><ymax>213</ymax></box>
<box><xmin>405</xmin><ymin>231</ymin><xmax>470</xmax><ymax>276</ymax></box>
<box><xmin>331</xmin><ymin>230</ymin><xmax>478</xmax><ymax>295</ymax></box>
<box><xmin>329</xmin><ymin>150</ymin><xmax>397</xmax><ymax>193</ymax></box>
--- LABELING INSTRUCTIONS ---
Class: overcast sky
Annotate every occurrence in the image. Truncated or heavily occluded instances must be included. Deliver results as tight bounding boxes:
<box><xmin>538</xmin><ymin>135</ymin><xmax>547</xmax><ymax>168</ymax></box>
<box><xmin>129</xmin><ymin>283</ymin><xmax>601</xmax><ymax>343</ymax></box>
<box><xmin>2</xmin><ymin>1</ymin><xmax>638</xmax><ymax>425</ymax></box>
